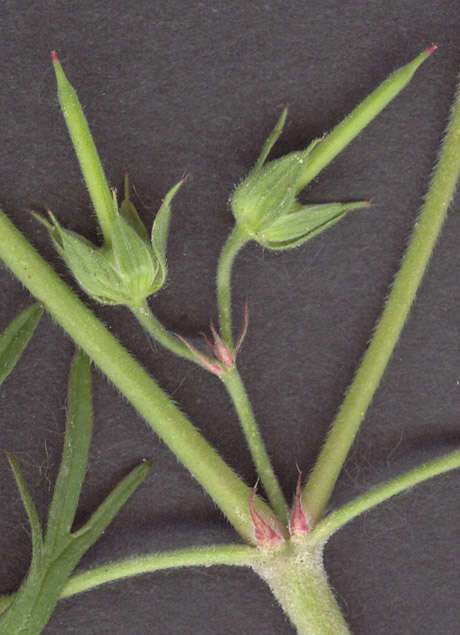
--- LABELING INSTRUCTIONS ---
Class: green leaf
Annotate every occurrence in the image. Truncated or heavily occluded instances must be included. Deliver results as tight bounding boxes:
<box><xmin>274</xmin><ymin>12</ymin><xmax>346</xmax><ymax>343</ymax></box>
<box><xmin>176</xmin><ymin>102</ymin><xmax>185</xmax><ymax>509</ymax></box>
<box><xmin>253</xmin><ymin>107</ymin><xmax>288</xmax><ymax>172</ymax></box>
<box><xmin>6</xmin><ymin>453</ymin><xmax>43</xmax><ymax>566</ymax></box>
<box><xmin>0</xmin><ymin>304</ymin><xmax>43</xmax><ymax>388</ymax></box>
<box><xmin>45</xmin><ymin>350</ymin><xmax>93</xmax><ymax>556</ymax></box>
<box><xmin>72</xmin><ymin>461</ymin><xmax>151</xmax><ymax>549</ymax></box>
<box><xmin>151</xmin><ymin>179</ymin><xmax>183</xmax><ymax>287</ymax></box>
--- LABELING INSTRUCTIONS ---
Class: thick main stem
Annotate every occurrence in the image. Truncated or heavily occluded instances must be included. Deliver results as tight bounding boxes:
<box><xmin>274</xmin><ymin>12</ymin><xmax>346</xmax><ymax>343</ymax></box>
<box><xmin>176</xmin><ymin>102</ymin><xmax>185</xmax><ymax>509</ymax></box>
<box><xmin>303</xmin><ymin>72</ymin><xmax>460</xmax><ymax>525</ymax></box>
<box><xmin>0</xmin><ymin>211</ymin><xmax>276</xmax><ymax>544</ymax></box>
<box><xmin>254</xmin><ymin>544</ymin><xmax>351</xmax><ymax>635</ymax></box>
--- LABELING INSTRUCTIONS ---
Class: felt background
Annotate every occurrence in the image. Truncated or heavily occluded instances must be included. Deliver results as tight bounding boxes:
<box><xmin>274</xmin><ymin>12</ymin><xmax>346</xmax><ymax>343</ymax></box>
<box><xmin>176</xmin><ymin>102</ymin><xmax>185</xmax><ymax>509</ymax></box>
<box><xmin>1</xmin><ymin>1</ymin><xmax>460</xmax><ymax>633</ymax></box>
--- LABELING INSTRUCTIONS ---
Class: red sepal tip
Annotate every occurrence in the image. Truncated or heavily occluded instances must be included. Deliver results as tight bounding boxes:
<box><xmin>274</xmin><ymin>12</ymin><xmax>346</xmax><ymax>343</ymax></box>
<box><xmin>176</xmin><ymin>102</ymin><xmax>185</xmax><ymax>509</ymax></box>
<box><xmin>424</xmin><ymin>44</ymin><xmax>437</xmax><ymax>57</ymax></box>
<box><xmin>288</xmin><ymin>470</ymin><xmax>310</xmax><ymax>537</ymax></box>
<box><xmin>249</xmin><ymin>487</ymin><xmax>285</xmax><ymax>549</ymax></box>
<box><xmin>51</xmin><ymin>50</ymin><xmax>59</xmax><ymax>64</ymax></box>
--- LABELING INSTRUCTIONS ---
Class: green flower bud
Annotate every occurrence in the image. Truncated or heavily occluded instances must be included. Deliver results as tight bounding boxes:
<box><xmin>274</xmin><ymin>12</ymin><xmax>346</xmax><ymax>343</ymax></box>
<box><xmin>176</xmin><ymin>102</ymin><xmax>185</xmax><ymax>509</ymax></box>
<box><xmin>36</xmin><ymin>178</ymin><xmax>183</xmax><ymax>308</ymax></box>
<box><xmin>231</xmin><ymin>109</ymin><xmax>368</xmax><ymax>249</ymax></box>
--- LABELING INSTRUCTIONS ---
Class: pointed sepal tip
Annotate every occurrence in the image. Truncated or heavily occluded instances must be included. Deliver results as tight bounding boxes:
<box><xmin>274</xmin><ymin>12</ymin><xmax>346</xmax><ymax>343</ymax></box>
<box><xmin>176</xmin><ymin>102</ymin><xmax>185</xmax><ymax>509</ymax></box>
<box><xmin>249</xmin><ymin>486</ymin><xmax>285</xmax><ymax>549</ymax></box>
<box><xmin>288</xmin><ymin>470</ymin><xmax>310</xmax><ymax>537</ymax></box>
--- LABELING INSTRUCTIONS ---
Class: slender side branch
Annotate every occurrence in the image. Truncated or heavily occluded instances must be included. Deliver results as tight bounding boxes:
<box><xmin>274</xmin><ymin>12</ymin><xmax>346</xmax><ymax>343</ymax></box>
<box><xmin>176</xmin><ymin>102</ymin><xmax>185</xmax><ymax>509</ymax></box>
<box><xmin>0</xmin><ymin>211</ymin><xmax>277</xmax><ymax>544</ymax></box>
<box><xmin>131</xmin><ymin>302</ymin><xmax>196</xmax><ymax>362</ymax></box>
<box><xmin>222</xmin><ymin>368</ymin><xmax>289</xmax><ymax>521</ymax></box>
<box><xmin>309</xmin><ymin>449</ymin><xmax>460</xmax><ymax>546</ymax></box>
<box><xmin>216</xmin><ymin>227</ymin><xmax>287</xmax><ymax>520</ymax></box>
<box><xmin>217</xmin><ymin>225</ymin><xmax>249</xmax><ymax>351</ymax></box>
<box><xmin>61</xmin><ymin>544</ymin><xmax>259</xmax><ymax>599</ymax></box>
<box><xmin>0</xmin><ymin>545</ymin><xmax>259</xmax><ymax>615</ymax></box>
<box><xmin>303</xmin><ymin>70</ymin><xmax>460</xmax><ymax>525</ymax></box>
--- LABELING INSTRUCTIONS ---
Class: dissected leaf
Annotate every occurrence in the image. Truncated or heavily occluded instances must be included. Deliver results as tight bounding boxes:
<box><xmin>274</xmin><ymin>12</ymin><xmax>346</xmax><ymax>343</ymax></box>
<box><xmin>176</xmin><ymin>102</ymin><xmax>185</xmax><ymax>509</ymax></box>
<box><xmin>72</xmin><ymin>461</ymin><xmax>151</xmax><ymax>549</ymax></box>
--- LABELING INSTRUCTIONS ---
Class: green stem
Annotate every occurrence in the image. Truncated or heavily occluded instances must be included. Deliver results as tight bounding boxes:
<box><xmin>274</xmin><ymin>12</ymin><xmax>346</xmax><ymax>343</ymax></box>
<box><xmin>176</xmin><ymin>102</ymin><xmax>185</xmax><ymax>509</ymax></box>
<box><xmin>62</xmin><ymin>544</ymin><xmax>258</xmax><ymax>599</ymax></box>
<box><xmin>216</xmin><ymin>227</ymin><xmax>286</xmax><ymax>520</ymax></box>
<box><xmin>217</xmin><ymin>225</ymin><xmax>249</xmax><ymax>351</ymax></box>
<box><xmin>0</xmin><ymin>210</ymin><xmax>276</xmax><ymax>544</ymax></box>
<box><xmin>134</xmin><ymin>290</ymin><xmax>287</xmax><ymax>524</ymax></box>
<box><xmin>309</xmin><ymin>449</ymin><xmax>460</xmax><ymax>546</ymax></box>
<box><xmin>0</xmin><ymin>545</ymin><xmax>259</xmax><ymax>615</ymax></box>
<box><xmin>254</xmin><ymin>543</ymin><xmax>351</xmax><ymax>635</ymax></box>
<box><xmin>131</xmin><ymin>302</ymin><xmax>196</xmax><ymax>362</ymax></box>
<box><xmin>222</xmin><ymin>367</ymin><xmax>289</xmax><ymax>522</ymax></box>
<box><xmin>302</xmin><ymin>71</ymin><xmax>460</xmax><ymax>526</ymax></box>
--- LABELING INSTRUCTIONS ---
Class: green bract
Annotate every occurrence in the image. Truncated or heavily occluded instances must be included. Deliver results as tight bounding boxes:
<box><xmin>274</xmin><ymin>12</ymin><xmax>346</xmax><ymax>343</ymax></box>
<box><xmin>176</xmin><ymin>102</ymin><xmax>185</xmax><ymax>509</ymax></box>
<box><xmin>37</xmin><ymin>178</ymin><xmax>182</xmax><ymax>307</ymax></box>
<box><xmin>231</xmin><ymin>110</ymin><xmax>368</xmax><ymax>249</ymax></box>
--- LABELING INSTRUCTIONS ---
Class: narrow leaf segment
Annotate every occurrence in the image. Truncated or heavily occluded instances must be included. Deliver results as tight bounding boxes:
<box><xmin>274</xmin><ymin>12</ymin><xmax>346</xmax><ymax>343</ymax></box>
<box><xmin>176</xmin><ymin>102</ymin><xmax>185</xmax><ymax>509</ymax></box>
<box><xmin>0</xmin><ymin>304</ymin><xmax>43</xmax><ymax>388</ymax></box>
<box><xmin>0</xmin><ymin>351</ymin><xmax>150</xmax><ymax>635</ymax></box>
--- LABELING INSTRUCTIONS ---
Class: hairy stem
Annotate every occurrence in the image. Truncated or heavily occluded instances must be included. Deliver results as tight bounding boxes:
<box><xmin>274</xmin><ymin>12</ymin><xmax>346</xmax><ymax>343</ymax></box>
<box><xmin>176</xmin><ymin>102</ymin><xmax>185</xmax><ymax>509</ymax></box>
<box><xmin>217</xmin><ymin>225</ymin><xmax>249</xmax><ymax>351</ymax></box>
<box><xmin>131</xmin><ymin>301</ymin><xmax>195</xmax><ymax>361</ymax></box>
<box><xmin>61</xmin><ymin>544</ymin><xmax>258</xmax><ymax>599</ymax></box>
<box><xmin>254</xmin><ymin>543</ymin><xmax>351</xmax><ymax>635</ymax></box>
<box><xmin>0</xmin><ymin>544</ymin><xmax>259</xmax><ymax>614</ymax></box>
<box><xmin>222</xmin><ymin>367</ymin><xmax>289</xmax><ymax>521</ymax></box>
<box><xmin>309</xmin><ymin>449</ymin><xmax>460</xmax><ymax>546</ymax></box>
<box><xmin>302</xmin><ymin>71</ymin><xmax>460</xmax><ymax>526</ymax></box>
<box><xmin>0</xmin><ymin>210</ymin><xmax>276</xmax><ymax>543</ymax></box>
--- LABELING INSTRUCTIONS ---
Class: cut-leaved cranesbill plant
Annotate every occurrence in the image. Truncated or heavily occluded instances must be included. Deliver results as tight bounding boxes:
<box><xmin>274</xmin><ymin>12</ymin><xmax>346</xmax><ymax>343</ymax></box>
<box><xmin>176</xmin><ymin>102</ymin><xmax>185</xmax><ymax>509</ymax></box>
<box><xmin>0</xmin><ymin>44</ymin><xmax>459</xmax><ymax>634</ymax></box>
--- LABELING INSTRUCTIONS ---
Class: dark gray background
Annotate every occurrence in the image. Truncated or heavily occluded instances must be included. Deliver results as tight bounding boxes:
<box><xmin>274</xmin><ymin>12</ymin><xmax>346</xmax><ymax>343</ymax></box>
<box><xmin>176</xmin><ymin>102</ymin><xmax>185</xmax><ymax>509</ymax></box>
<box><xmin>1</xmin><ymin>2</ymin><xmax>460</xmax><ymax>633</ymax></box>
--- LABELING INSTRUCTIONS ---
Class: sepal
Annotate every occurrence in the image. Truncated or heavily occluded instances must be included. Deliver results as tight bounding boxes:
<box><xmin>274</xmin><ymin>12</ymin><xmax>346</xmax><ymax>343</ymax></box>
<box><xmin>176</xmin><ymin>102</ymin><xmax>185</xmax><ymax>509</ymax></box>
<box><xmin>151</xmin><ymin>178</ymin><xmax>184</xmax><ymax>289</ymax></box>
<box><xmin>258</xmin><ymin>200</ymin><xmax>371</xmax><ymax>250</ymax></box>
<box><xmin>249</xmin><ymin>486</ymin><xmax>285</xmax><ymax>549</ymax></box>
<box><xmin>288</xmin><ymin>471</ymin><xmax>310</xmax><ymax>537</ymax></box>
<box><xmin>232</xmin><ymin>139</ymin><xmax>320</xmax><ymax>237</ymax></box>
<box><xmin>231</xmin><ymin>107</ymin><xmax>371</xmax><ymax>251</ymax></box>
